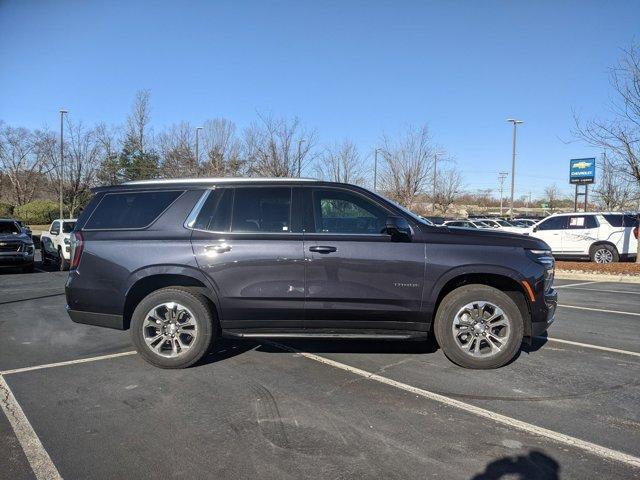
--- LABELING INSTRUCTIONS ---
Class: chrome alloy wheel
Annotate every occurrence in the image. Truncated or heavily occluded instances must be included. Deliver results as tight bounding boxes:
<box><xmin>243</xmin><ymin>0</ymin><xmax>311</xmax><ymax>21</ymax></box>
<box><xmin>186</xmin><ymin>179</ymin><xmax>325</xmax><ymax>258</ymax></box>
<box><xmin>452</xmin><ymin>301</ymin><xmax>511</xmax><ymax>358</ymax></box>
<box><xmin>142</xmin><ymin>302</ymin><xmax>198</xmax><ymax>358</ymax></box>
<box><xmin>594</xmin><ymin>248</ymin><xmax>613</xmax><ymax>263</ymax></box>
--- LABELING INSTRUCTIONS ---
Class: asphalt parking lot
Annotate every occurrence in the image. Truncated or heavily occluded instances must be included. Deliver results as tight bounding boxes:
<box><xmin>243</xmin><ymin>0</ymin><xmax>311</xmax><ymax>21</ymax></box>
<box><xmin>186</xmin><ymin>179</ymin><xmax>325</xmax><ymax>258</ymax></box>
<box><xmin>1</xmin><ymin>256</ymin><xmax>639</xmax><ymax>479</ymax></box>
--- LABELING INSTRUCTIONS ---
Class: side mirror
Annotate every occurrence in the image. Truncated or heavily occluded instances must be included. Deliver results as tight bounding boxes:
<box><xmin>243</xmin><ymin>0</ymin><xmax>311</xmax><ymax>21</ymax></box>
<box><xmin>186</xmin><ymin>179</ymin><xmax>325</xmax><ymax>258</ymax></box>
<box><xmin>384</xmin><ymin>216</ymin><xmax>412</xmax><ymax>242</ymax></box>
<box><xmin>533</xmin><ymin>226</ymin><xmax>539</xmax><ymax>232</ymax></box>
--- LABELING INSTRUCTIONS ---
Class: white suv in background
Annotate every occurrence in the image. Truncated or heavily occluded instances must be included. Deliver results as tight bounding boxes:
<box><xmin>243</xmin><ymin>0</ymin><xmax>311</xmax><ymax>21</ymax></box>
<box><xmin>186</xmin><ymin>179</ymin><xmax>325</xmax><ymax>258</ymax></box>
<box><xmin>529</xmin><ymin>212</ymin><xmax>638</xmax><ymax>263</ymax></box>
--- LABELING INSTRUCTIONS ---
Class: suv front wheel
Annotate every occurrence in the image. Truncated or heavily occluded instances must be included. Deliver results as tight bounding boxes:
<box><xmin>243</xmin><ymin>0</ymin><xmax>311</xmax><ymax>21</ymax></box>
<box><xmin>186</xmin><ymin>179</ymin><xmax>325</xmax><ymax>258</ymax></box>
<box><xmin>434</xmin><ymin>285</ymin><xmax>524</xmax><ymax>369</ymax></box>
<box><xmin>131</xmin><ymin>288</ymin><xmax>216</xmax><ymax>368</ymax></box>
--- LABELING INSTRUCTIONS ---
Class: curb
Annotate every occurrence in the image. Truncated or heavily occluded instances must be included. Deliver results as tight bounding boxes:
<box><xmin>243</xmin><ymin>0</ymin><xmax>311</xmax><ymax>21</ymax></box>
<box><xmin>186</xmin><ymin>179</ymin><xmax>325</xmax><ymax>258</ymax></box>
<box><xmin>555</xmin><ymin>270</ymin><xmax>640</xmax><ymax>284</ymax></box>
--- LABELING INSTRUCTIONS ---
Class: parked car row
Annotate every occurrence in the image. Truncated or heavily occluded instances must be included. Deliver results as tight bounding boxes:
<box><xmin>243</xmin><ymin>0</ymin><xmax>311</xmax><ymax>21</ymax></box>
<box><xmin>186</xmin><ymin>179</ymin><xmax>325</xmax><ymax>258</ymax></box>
<box><xmin>442</xmin><ymin>212</ymin><xmax>638</xmax><ymax>263</ymax></box>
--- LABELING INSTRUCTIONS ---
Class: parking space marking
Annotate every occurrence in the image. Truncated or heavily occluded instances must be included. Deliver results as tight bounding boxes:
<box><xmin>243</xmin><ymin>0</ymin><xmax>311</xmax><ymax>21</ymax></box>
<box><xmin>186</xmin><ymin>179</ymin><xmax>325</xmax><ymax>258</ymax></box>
<box><xmin>559</xmin><ymin>304</ymin><xmax>640</xmax><ymax>317</ymax></box>
<box><xmin>1</xmin><ymin>351</ymin><xmax>137</xmax><ymax>376</ymax></box>
<box><xmin>554</xmin><ymin>281</ymin><xmax>602</xmax><ymax>289</ymax></box>
<box><xmin>559</xmin><ymin>286</ymin><xmax>640</xmax><ymax>295</ymax></box>
<box><xmin>0</xmin><ymin>376</ymin><xmax>62</xmax><ymax>480</ymax></box>
<box><xmin>540</xmin><ymin>337</ymin><xmax>640</xmax><ymax>358</ymax></box>
<box><xmin>269</xmin><ymin>341</ymin><xmax>640</xmax><ymax>469</ymax></box>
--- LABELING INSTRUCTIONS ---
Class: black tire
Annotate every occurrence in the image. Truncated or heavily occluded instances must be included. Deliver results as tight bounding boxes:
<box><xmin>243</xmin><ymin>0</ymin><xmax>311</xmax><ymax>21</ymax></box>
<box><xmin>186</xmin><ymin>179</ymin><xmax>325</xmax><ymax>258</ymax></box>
<box><xmin>22</xmin><ymin>263</ymin><xmax>35</xmax><ymax>273</ymax></box>
<box><xmin>58</xmin><ymin>248</ymin><xmax>70</xmax><ymax>271</ymax></box>
<box><xmin>130</xmin><ymin>288</ymin><xmax>216</xmax><ymax>369</ymax></box>
<box><xmin>589</xmin><ymin>243</ymin><xmax>619</xmax><ymax>263</ymax></box>
<box><xmin>434</xmin><ymin>284</ymin><xmax>524</xmax><ymax>369</ymax></box>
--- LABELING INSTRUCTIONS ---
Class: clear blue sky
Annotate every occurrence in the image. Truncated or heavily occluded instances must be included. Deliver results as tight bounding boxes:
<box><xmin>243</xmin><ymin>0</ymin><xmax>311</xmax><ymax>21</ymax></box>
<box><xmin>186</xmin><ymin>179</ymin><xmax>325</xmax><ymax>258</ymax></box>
<box><xmin>1</xmin><ymin>0</ymin><xmax>638</xmax><ymax>198</ymax></box>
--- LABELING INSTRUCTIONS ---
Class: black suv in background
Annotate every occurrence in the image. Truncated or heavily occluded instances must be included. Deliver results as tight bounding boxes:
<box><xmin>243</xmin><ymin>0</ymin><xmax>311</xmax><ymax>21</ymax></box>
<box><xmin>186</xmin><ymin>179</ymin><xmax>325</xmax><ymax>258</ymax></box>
<box><xmin>66</xmin><ymin>178</ymin><xmax>557</xmax><ymax>369</ymax></box>
<box><xmin>0</xmin><ymin>218</ymin><xmax>35</xmax><ymax>272</ymax></box>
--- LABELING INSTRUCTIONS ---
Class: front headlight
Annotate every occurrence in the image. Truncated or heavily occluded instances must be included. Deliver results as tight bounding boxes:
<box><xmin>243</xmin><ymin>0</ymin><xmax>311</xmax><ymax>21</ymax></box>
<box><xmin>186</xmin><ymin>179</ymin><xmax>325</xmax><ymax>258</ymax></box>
<box><xmin>527</xmin><ymin>249</ymin><xmax>555</xmax><ymax>292</ymax></box>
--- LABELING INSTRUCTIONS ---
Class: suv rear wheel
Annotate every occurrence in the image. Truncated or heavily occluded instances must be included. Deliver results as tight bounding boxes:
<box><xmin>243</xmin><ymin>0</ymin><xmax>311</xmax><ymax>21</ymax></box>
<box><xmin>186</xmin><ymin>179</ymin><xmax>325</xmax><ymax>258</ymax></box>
<box><xmin>590</xmin><ymin>244</ymin><xmax>619</xmax><ymax>263</ymax></box>
<box><xmin>131</xmin><ymin>288</ymin><xmax>216</xmax><ymax>368</ymax></box>
<box><xmin>434</xmin><ymin>284</ymin><xmax>524</xmax><ymax>369</ymax></box>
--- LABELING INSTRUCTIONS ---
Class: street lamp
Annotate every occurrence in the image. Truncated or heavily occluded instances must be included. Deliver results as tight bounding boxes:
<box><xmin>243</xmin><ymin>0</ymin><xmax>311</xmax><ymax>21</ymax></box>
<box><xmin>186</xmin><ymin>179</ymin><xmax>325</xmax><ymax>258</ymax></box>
<box><xmin>297</xmin><ymin>139</ymin><xmax>306</xmax><ymax>177</ymax></box>
<box><xmin>432</xmin><ymin>151</ymin><xmax>445</xmax><ymax>213</ymax></box>
<box><xmin>506</xmin><ymin>118</ymin><xmax>524</xmax><ymax>219</ymax></box>
<box><xmin>59</xmin><ymin>109</ymin><xmax>68</xmax><ymax>220</ymax></box>
<box><xmin>195</xmin><ymin>126</ymin><xmax>203</xmax><ymax>171</ymax></box>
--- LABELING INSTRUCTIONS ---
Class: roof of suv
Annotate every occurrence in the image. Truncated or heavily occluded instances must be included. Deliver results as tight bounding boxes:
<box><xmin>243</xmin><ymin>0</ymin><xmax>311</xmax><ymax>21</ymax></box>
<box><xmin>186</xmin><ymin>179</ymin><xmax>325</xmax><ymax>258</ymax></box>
<box><xmin>93</xmin><ymin>177</ymin><xmax>322</xmax><ymax>192</ymax></box>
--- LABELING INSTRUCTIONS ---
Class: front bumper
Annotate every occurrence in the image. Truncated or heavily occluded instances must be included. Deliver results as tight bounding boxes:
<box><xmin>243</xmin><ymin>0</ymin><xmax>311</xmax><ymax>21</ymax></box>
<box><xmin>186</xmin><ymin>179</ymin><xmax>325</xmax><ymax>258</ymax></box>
<box><xmin>0</xmin><ymin>252</ymin><xmax>34</xmax><ymax>267</ymax></box>
<box><xmin>67</xmin><ymin>307</ymin><xmax>125</xmax><ymax>330</ymax></box>
<box><xmin>530</xmin><ymin>288</ymin><xmax>557</xmax><ymax>336</ymax></box>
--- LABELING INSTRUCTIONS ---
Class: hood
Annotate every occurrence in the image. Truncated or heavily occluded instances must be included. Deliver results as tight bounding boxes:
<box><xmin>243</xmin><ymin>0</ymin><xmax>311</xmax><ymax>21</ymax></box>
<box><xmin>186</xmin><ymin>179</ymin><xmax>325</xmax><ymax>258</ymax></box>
<box><xmin>421</xmin><ymin>225</ymin><xmax>550</xmax><ymax>251</ymax></box>
<box><xmin>0</xmin><ymin>232</ymin><xmax>31</xmax><ymax>243</ymax></box>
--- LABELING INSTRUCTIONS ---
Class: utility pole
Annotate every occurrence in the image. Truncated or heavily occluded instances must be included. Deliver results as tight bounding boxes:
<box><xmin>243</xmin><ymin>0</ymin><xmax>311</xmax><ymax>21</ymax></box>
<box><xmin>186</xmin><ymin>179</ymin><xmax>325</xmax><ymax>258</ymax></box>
<box><xmin>195</xmin><ymin>126</ymin><xmax>203</xmax><ymax>172</ymax></box>
<box><xmin>374</xmin><ymin>149</ymin><xmax>378</xmax><ymax>191</ymax></box>
<box><xmin>506</xmin><ymin>119</ymin><xmax>524</xmax><ymax>219</ymax></box>
<box><xmin>432</xmin><ymin>151</ymin><xmax>445</xmax><ymax>214</ymax></box>
<box><xmin>297</xmin><ymin>139</ymin><xmax>306</xmax><ymax>177</ymax></box>
<box><xmin>59</xmin><ymin>109</ymin><xmax>68</xmax><ymax>220</ymax></box>
<box><xmin>498</xmin><ymin>172</ymin><xmax>508</xmax><ymax>216</ymax></box>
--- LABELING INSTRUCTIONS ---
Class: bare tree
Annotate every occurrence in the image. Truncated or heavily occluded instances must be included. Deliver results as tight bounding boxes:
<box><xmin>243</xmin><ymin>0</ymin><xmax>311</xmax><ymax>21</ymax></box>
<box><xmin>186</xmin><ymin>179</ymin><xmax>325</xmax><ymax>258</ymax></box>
<box><xmin>594</xmin><ymin>152</ymin><xmax>638</xmax><ymax>210</ymax></box>
<box><xmin>127</xmin><ymin>89</ymin><xmax>152</xmax><ymax>155</ymax></box>
<box><xmin>315</xmin><ymin>139</ymin><xmax>366</xmax><ymax>184</ymax></box>
<box><xmin>574</xmin><ymin>45</ymin><xmax>640</xmax><ymax>260</ymax></box>
<box><xmin>95</xmin><ymin>123</ymin><xmax>122</xmax><ymax>185</ymax></box>
<box><xmin>0</xmin><ymin>123</ymin><xmax>54</xmax><ymax>206</ymax></box>
<box><xmin>63</xmin><ymin>121</ymin><xmax>101</xmax><ymax>216</ymax></box>
<box><xmin>200</xmin><ymin>118</ymin><xmax>244</xmax><ymax>176</ymax></box>
<box><xmin>158</xmin><ymin>122</ymin><xmax>198</xmax><ymax>178</ymax></box>
<box><xmin>119</xmin><ymin>90</ymin><xmax>159</xmax><ymax>181</ymax></box>
<box><xmin>433</xmin><ymin>166</ymin><xmax>463</xmax><ymax>215</ymax></box>
<box><xmin>378</xmin><ymin>125</ymin><xmax>433</xmax><ymax>209</ymax></box>
<box><xmin>544</xmin><ymin>184</ymin><xmax>562</xmax><ymax>213</ymax></box>
<box><xmin>244</xmin><ymin>113</ymin><xmax>316</xmax><ymax>177</ymax></box>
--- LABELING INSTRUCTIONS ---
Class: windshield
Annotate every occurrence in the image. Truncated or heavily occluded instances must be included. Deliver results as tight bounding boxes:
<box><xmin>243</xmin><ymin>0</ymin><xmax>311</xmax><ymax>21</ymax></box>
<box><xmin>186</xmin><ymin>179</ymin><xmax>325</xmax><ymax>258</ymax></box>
<box><xmin>0</xmin><ymin>221</ymin><xmax>21</xmax><ymax>234</ymax></box>
<box><xmin>62</xmin><ymin>222</ymin><xmax>76</xmax><ymax>233</ymax></box>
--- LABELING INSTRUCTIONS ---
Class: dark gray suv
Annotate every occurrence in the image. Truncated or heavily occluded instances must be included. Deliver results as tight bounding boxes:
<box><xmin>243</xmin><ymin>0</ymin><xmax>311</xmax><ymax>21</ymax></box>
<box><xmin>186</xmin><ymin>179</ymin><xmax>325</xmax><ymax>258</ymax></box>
<box><xmin>65</xmin><ymin>178</ymin><xmax>557</xmax><ymax>369</ymax></box>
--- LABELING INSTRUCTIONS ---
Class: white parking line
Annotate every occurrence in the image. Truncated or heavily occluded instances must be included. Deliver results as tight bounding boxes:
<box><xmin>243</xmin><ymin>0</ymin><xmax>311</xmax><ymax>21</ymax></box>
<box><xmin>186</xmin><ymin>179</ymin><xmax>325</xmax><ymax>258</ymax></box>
<box><xmin>539</xmin><ymin>337</ymin><xmax>640</xmax><ymax>357</ymax></box>
<box><xmin>559</xmin><ymin>304</ymin><xmax>640</xmax><ymax>317</ymax></box>
<box><xmin>1</xmin><ymin>351</ymin><xmax>137</xmax><ymax>376</ymax></box>
<box><xmin>554</xmin><ymin>281</ymin><xmax>602</xmax><ymax>289</ymax></box>
<box><xmin>560</xmin><ymin>286</ymin><xmax>640</xmax><ymax>296</ymax></box>
<box><xmin>269</xmin><ymin>341</ymin><xmax>640</xmax><ymax>469</ymax></box>
<box><xmin>0</xmin><ymin>375</ymin><xmax>62</xmax><ymax>480</ymax></box>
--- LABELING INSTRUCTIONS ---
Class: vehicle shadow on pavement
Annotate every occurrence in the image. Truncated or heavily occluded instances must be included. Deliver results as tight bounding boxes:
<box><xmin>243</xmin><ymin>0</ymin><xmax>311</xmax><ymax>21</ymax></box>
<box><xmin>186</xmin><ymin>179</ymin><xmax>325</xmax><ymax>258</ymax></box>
<box><xmin>255</xmin><ymin>338</ymin><xmax>440</xmax><ymax>355</ymax></box>
<box><xmin>522</xmin><ymin>335</ymin><xmax>549</xmax><ymax>354</ymax></box>
<box><xmin>470</xmin><ymin>449</ymin><xmax>560</xmax><ymax>480</ymax></box>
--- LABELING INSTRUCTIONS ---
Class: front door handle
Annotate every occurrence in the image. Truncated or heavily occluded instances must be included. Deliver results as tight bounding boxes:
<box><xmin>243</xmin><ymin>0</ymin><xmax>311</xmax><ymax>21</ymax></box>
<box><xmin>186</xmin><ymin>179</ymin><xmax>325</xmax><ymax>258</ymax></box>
<box><xmin>205</xmin><ymin>243</ymin><xmax>232</xmax><ymax>254</ymax></box>
<box><xmin>309</xmin><ymin>245</ymin><xmax>337</xmax><ymax>254</ymax></box>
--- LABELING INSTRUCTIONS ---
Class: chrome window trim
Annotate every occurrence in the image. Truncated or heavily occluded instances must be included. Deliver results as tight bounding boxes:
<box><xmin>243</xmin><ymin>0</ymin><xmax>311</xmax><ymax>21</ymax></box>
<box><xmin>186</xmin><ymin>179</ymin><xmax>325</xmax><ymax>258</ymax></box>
<box><xmin>184</xmin><ymin>189</ymin><xmax>214</xmax><ymax>229</ymax></box>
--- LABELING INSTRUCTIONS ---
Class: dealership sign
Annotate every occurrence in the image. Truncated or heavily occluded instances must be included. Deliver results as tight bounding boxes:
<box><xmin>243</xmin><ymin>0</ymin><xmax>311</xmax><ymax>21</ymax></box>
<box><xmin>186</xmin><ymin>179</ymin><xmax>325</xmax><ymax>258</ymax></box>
<box><xmin>569</xmin><ymin>158</ymin><xmax>595</xmax><ymax>184</ymax></box>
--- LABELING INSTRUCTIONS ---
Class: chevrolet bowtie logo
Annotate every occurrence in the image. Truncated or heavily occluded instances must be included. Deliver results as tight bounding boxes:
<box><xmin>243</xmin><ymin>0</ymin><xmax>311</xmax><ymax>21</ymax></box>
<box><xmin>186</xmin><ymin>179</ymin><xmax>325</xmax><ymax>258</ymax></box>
<box><xmin>573</xmin><ymin>161</ymin><xmax>592</xmax><ymax>169</ymax></box>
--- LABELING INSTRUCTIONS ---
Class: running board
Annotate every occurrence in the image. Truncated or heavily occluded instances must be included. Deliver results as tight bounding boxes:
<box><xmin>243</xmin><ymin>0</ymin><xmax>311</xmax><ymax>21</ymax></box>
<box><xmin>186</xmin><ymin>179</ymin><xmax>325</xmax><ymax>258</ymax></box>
<box><xmin>222</xmin><ymin>331</ymin><xmax>428</xmax><ymax>340</ymax></box>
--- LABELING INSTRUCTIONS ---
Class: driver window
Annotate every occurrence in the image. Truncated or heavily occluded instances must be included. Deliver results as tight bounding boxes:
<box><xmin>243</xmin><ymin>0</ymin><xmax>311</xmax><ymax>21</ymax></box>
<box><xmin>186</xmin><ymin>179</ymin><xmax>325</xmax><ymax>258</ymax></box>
<box><xmin>50</xmin><ymin>221</ymin><xmax>60</xmax><ymax>234</ymax></box>
<box><xmin>537</xmin><ymin>217</ymin><xmax>566</xmax><ymax>231</ymax></box>
<box><xmin>312</xmin><ymin>189</ymin><xmax>387</xmax><ymax>234</ymax></box>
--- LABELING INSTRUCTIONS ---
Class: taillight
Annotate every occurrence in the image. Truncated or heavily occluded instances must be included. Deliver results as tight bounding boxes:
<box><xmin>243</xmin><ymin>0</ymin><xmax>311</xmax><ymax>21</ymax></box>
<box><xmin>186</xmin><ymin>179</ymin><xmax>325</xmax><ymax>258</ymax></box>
<box><xmin>70</xmin><ymin>231</ymin><xmax>84</xmax><ymax>269</ymax></box>
<box><xmin>634</xmin><ymin>227</ymin><xmax>638</xmax><ymax>240</ymax></box>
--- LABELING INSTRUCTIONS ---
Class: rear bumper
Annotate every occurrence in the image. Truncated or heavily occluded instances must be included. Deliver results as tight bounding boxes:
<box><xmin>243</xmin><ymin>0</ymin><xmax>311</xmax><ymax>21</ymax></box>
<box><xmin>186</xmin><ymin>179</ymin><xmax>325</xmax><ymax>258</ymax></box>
<box><xmin>67</xmin><ymin>307</ymin><xmax>125</xmax><ymax>330</ymax></box>
<box><xmin>530</xmin><ymin>288</ymin><xmax>557</xmax><ymax>337</ymax></box>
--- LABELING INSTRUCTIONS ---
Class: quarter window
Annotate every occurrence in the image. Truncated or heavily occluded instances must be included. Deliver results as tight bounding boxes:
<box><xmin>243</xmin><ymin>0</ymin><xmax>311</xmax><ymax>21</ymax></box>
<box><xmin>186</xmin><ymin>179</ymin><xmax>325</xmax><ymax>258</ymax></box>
<box><xmin>85</xmin><ymin>190</ymin><xmax>183</xmax><ymax>230</ymax></box>
<box><xmin>193</xmin><ymin>189</ymin><xmax>233</xmax><ymax>232</ymax></box>
<box><xmin>312</xmin><ymin>189</ymin><xmax>387</xmax><ymax>234</ymax></box>
<box><xmin>231</xmin><ymin>187</ymin><xmax>292</xmax><ymax>233</ymax></box>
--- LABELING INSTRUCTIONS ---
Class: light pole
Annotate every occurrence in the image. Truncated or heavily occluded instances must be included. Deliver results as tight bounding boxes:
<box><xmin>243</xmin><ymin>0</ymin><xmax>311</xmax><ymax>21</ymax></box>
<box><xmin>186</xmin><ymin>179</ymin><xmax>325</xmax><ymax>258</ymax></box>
<box><xmin>506</xmin><ymin>119</ymin><xmax>523</xmax><ymax>219</ymax></box>
<box><xmin>432</xmin><ymin>151</ymin><xmax>445</xmax><ymax>213</ymax></box>
<box><xmin>195</xmin><ymin>126</ymin><xmax>203</xmax><ymax>171</ymax></box>
<box><xmin>374</xmin><ymin>148</ymin><xmax>382</xmax><ymax>191</ymax></box>
<box><xmin>297</xmin><ymin>139</ymin><xmax>306</xmax><ymax>177</ymax></box>
<box><xmin>59</xmin><ymin>109</ymin><xmax>68</xmax><ymax>220</ymax></box>
<box><xmin>498</xmin><ymin>171</ymin><xmax>508</xmax><ymax>216</ymax></box>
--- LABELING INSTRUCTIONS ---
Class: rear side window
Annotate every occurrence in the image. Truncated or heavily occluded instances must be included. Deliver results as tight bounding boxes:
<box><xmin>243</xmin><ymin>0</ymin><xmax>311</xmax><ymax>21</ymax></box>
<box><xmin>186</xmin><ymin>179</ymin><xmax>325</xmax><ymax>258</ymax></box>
<box><xmin>232</xmin><ymin>187</ymin><xmax>292</xmax><ymax>232</ymax></box>
<box><xmin>603</xmin><ymin>214</ymin><xmax>639</xmax><ymax>227</ymax></box>
<box><xmin>537</xmin><ymin>216</ymin><xmax>566</xmax><ymax>231</ymax></box>
<box><xmin>193</xmin><ymin>189</ymin><xmax>233</xmax><ymax>232</ymax></box>
<box><xmin>85</xmin><ymin>190</ymin><xmax>183</xmax><ymax>230</ymax></box>
<box><xmin>567</xmin><ymin>215</ymin><xmax>598</xmax><ymax>229</ymax></box>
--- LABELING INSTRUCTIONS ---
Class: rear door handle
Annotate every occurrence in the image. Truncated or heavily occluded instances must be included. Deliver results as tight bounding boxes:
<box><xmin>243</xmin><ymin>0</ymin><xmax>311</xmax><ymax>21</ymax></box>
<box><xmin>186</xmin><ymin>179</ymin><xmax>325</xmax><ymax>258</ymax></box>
<box><xmin>309</xmin><ymin>245</ymin><xmax>337</xmax><ymax>254</ymax></box>
<box><xmin>205</xmin><ymin>243</ymin><xmax>231</xmax><ymax>254</ymax></box>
